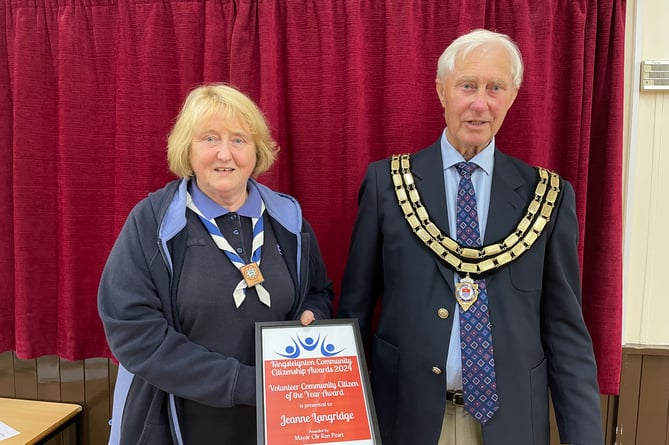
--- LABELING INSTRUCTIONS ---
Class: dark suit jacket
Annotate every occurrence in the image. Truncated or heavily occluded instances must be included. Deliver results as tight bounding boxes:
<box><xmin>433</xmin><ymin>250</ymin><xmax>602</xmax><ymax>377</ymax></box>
<box><xmin>337</xmin><ymin>141</ymin><xmax>603</xmax><ymax>445</ymax></box>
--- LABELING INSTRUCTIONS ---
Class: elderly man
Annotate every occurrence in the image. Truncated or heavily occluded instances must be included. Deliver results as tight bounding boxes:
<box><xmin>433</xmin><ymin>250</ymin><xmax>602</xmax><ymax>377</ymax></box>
<box><xmin>337</xmin><ymin>29</ymin><xmax>603</xmax><ymax>445</ymax></box>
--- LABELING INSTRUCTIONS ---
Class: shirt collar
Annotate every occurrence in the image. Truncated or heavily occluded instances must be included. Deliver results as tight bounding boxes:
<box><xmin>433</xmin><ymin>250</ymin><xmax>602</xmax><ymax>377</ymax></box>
<box><xmin>439</xmin><ymin>130</ymin><xmax>495</xmax><ymax>175</ymax></box>
<box><xmin>188</xmin><ymin>178</ymin><xmax>263</xmax><ymax>219</ymax></box>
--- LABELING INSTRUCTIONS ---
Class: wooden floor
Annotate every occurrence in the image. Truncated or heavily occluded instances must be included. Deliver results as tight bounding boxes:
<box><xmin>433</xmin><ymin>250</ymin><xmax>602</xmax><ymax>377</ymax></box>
<box><xmin>1</xmin><ymin>348</ymin><xmax>666</xmax><ymax>445</ymax></box>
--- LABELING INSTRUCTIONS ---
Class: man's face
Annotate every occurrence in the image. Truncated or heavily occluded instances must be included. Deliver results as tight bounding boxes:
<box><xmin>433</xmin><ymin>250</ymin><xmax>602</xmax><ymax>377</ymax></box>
<box><xmin>435</xmin><ymin>44</ymin><xmax>518</xmax><ymax>158</ymax></box>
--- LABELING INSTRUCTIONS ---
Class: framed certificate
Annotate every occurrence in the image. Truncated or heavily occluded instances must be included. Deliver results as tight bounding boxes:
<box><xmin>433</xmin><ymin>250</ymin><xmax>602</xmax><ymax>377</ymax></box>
<box><xmin>255</xmin><ymin>319</ymin><xmax>381</xmax><ymax>445</ymax></box>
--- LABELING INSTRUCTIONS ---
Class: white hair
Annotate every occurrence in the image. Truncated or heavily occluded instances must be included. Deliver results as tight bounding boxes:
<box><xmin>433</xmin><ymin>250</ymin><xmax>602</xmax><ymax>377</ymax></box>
<box><xmin>436</xmin><ymin>29</ymin><xmax>524</xmax><ymax>89</ymax></box>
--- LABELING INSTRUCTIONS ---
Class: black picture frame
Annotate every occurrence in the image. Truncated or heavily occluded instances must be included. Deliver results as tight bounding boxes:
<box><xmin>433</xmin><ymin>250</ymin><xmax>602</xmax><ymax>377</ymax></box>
<box><xmin>255</xmin><ymin>318</ymin><xmax>381</xmax><ymax>445</ymax></box>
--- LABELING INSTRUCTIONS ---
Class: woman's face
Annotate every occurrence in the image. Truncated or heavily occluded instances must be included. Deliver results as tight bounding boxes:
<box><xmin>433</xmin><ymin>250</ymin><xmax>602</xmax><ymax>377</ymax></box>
<box><xmin>190</xmin><ymin>114</ymin><xmax>257</xmax><ymax>210</ymax></box>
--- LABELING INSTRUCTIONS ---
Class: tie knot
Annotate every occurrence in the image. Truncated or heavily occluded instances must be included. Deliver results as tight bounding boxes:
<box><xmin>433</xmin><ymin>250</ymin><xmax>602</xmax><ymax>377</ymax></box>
<box><xmin>455</xmin><ymin>162</ymin><xmax>478</xmax><ymax>179</ymax></box>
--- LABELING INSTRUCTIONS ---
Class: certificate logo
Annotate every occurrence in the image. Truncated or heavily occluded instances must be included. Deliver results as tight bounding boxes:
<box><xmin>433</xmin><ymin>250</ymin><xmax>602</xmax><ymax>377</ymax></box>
<box><xmin>277</xmin><ymin>333</ymin><xmax>344</xmax><ymax>358</ymax></box>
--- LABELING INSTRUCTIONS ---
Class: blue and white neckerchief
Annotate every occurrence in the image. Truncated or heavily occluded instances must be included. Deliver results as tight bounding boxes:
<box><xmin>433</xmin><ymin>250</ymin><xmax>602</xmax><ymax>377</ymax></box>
<box><xmin>186</xmin><ymin>193</ymin><xmax>271</xmax><ymax>308</ymax></box>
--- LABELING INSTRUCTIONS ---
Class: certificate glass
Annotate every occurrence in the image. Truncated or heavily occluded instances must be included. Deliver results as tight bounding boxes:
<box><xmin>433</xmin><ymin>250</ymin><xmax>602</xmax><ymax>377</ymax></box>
<box><xmin>255</xmin><ymin>319</ymin><xmax>381</xmax><ymax>445</ymax></box>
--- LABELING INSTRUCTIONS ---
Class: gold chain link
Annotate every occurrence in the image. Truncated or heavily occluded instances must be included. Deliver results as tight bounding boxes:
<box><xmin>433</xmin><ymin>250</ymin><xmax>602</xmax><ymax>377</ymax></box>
<box><xmin>390</xmin><ymin>154</ymin><xmax>560</xmax><ymax>276</ymax></box>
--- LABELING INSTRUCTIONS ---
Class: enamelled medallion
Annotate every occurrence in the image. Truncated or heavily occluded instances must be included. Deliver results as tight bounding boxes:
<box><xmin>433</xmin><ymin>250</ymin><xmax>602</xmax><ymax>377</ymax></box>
<box><xmin>455</xmin><ymin>275</ymin><xmax>479</xmax><ymax>311</ymax></box>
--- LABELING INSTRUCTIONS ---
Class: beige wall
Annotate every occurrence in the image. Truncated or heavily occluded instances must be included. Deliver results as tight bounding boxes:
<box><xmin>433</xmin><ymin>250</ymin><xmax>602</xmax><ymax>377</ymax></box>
<box><xmin>623</xmin><ymin>0</ymin><xmax>669</xmax><ymax>345</ymax></box>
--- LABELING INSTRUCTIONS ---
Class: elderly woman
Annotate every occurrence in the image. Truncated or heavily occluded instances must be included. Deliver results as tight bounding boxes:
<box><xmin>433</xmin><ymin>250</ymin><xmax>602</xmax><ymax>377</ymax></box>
<box><xmin>98</xmin><ymin>84</ymin><xmax>333</xmax><ymax>444</ymax></box>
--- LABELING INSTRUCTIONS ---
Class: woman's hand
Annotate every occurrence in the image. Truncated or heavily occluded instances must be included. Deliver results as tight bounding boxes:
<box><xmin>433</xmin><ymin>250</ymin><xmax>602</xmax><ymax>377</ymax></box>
<box><xmin>299</xmin><ymin>310</ymin><xmax>316</xmax><ymax>326</ymax></box>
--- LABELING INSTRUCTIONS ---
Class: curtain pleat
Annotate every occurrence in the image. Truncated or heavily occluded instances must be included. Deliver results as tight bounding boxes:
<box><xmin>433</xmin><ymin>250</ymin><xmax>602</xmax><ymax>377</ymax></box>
<box><xmin>0</xmin><ymin>0</ymin><xmax>624</xmax><ymax>394</ymax></box>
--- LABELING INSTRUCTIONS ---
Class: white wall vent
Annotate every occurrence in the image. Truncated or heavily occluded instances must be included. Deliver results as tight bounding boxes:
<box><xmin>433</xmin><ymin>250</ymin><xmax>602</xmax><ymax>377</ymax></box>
<box><xmin>641</xmin><ymin>60</ymin><xmax>669</xmax><ymax>91</ymax></box>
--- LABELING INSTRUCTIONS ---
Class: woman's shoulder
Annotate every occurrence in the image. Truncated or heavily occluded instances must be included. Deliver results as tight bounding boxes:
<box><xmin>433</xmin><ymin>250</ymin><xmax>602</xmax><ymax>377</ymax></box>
<box><xmin>252</xmin><ymin>180</ymin><xmax>303</xmax><ymax>233</ymax></box>
<box><xmin>127</xmin><ymin>179</ymin><xmax>183</xmax><ymax>223</ymax></box>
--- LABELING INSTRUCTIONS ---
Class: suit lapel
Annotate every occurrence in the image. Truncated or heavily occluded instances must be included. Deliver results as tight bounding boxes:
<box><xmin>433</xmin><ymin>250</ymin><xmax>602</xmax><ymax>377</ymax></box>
<box><xmin>409</xmin><ymin>145</ymin><xmax>531</xmax><ymax>291</ymax></box>
<box><xmin>484</xmin><ymin>150</ymin><xmax>530</xmax><ymax>246</ymax></box>
<box><xmin>411</xmin><ymin>141</ymin><xmax>449</xmax><ymax>234</ymax></box>
<box><xmin>410</xmin><ymin>142</ymin><xmax>456</xmax><ymax>292</ymax></box>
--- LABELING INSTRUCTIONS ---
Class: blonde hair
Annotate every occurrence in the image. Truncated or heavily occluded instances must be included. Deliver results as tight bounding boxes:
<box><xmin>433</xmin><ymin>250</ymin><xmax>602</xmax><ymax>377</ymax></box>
<box><xmin>167</xmin><ymin>83</ymin><xmax>278</xmax><ymax>178</ymax></box>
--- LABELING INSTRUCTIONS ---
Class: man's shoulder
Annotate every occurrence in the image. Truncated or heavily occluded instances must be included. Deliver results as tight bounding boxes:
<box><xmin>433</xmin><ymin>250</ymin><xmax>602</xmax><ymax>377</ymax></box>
<box><xmin>367</xmin><ymin>140</ymin><xmax>441</xmax><ymax>169</ymax></box>
<box><xmin>494</xmin><ymin>149</ymin><xmax>560</xmax><ymax>180</ymax></box>
<box><xmin>495</xmin><ymin>149</ymin><xmax>532</xmax><ymax>169</ymax></box>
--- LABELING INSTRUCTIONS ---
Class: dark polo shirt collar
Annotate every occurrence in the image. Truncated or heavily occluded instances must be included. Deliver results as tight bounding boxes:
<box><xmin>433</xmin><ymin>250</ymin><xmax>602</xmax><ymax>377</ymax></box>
<box><xmin>188</xmin><ymin>178</ymin><xmax>263</xmax><ymax>219</ymax></box>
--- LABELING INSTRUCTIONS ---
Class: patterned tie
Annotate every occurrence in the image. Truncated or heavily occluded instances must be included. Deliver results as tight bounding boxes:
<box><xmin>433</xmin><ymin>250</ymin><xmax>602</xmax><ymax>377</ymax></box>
<box><xmin>455</xmin><ymin>162</ymin><xmax>499</xmax><ymax>424</ymax></box>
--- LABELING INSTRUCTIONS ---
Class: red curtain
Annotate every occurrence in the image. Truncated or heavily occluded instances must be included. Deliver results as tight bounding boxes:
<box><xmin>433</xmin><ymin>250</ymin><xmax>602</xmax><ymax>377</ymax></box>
<box><xmin>0</xmin><ymin>0</ymin><xmax>624</xmax><ymax>395</ymax></box>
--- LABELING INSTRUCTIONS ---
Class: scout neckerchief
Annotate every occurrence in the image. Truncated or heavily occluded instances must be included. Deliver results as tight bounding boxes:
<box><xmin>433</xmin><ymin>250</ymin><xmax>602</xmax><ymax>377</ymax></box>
<box><xmin>390</xmin><ymin>153</ymin><xmax>561</xmax><ymax>309</ymax></box>
<box><xmin>186</xmin><ymin>192</ymin><xmax>271</xmax><ymax>308</ymax></box>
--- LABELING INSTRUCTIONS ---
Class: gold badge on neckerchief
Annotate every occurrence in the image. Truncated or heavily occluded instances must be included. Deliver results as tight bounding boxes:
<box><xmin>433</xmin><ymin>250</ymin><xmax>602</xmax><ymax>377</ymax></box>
<box><xmin>186</xmin><ymin>193</ymin><xmax>271</xmax><ymax>308</ymax></box>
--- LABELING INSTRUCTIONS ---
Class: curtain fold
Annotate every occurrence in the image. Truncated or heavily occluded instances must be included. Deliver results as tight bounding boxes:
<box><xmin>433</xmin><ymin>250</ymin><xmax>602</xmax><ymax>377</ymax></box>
<box><xmin>0</xmin><ymin>0</ymin><xmax>624</xmax><ymax>394</ymax></box>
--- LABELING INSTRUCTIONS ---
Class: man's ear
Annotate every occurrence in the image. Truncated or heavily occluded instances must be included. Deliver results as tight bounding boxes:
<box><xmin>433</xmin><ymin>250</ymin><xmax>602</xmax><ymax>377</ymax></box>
<box><xmin>435</xmin><ymin>78</ymin><xmax>446</xmax><ymax>107</ymax></box>
<box><xmin>509</xmin><ymin>87</ymin><xmax>519</xmax><ymax>107</ymax></box>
